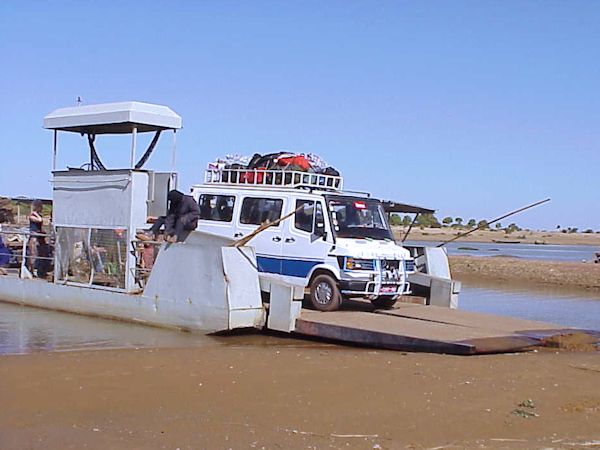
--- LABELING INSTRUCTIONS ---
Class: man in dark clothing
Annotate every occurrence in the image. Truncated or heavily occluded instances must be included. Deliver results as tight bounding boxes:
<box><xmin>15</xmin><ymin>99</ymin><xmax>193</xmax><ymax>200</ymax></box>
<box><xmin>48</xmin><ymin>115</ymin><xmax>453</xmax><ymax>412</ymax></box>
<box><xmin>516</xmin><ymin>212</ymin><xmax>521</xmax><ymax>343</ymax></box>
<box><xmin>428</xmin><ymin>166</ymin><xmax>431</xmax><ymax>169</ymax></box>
<box><xmin>138</xmin><ymin>190</ymin><xmax>201</xmax><ymax>243</ymax></box>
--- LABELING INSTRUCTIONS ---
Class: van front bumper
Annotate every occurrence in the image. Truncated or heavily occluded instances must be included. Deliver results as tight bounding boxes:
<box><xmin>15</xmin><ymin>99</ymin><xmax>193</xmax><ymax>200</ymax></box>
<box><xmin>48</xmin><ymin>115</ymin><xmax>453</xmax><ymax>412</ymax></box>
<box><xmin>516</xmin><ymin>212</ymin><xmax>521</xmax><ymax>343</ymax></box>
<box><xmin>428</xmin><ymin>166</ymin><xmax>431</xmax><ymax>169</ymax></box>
<box><xmin>339</xmin><ymin>279</ymin><xmax>411</xmax><ymax>298</ymax></box>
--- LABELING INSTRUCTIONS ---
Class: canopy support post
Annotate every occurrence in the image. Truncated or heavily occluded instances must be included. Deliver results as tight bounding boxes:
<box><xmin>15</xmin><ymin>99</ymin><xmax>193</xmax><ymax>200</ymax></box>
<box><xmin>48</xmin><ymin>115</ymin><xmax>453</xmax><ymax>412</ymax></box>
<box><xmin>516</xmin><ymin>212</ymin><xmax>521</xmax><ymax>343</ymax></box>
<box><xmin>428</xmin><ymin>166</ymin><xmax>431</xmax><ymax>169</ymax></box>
<box><xmin>130</xmin><ymin>126</ymin><xmax>137</xmax><ymax>168</ymax></box>
<box><xmin>402</xmin><ymin>213</ymin><xmax>419</xmax><ymax>242</ymax></box>
<box><xmin>52</xmin><ymin>130</ymin><xmax>58</xmax><ymax>171</ymax></box>
<box><xmin>171</xmin><ymin>129</ymin><xmax>177</xmax><ymax>173</ymax></box>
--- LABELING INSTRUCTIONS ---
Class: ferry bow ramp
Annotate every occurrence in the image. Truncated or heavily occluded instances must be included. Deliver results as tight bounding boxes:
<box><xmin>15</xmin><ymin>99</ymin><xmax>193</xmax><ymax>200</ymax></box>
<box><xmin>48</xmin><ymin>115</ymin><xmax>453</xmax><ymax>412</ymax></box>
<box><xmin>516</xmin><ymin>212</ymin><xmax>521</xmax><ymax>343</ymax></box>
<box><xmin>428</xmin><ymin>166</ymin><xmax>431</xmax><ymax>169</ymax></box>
<box><xmin>291</xmin><ymin>304</ymin><xmax>596</xmax><ymax>355</ymax></box>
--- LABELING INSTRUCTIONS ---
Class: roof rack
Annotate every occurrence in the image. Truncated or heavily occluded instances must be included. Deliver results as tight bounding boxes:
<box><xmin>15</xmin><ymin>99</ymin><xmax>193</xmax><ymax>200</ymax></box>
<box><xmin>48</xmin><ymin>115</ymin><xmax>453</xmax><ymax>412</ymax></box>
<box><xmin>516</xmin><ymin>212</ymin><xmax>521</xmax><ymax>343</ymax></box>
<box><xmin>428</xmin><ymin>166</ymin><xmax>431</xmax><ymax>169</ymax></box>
<box><xmin>204</xmin><ymin>168</ymin><xmax>343</xmax><ymax>191</ymax></box>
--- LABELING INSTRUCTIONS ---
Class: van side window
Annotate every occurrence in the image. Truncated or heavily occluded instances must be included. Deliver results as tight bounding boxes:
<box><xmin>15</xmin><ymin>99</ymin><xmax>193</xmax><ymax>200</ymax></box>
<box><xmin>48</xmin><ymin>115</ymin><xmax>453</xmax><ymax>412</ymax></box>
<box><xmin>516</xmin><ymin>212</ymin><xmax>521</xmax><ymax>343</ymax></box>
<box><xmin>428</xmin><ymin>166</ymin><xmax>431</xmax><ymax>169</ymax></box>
<box><xmin>240</xmin><ymin>197</ymin><xmax>283</xmax><ymax>225</ymax></box>
<box><xmin>198</xmin><ymin>194</ymin><xmax>235</xmax><ymax>222</ymax></box>
<box><xmin>294</xmin><ymin>200</ymin><xmax>314</xmax><ymax>232</ymax></box>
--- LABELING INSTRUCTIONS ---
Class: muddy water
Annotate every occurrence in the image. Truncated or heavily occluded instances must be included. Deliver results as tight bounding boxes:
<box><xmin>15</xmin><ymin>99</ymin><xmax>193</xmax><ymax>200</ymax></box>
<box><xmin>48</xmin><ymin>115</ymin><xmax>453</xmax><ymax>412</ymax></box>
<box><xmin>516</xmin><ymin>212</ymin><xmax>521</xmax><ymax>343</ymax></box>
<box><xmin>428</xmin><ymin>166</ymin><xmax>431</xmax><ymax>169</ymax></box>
<box><xmin>0</xmin><ymin>302</ymin><xmax>324</xmax><ymax>356</ymax></box>
<box><xmin>1</xmin><ymin>279</ymin><xmax>599</xmax><ymax>355</ymax></box>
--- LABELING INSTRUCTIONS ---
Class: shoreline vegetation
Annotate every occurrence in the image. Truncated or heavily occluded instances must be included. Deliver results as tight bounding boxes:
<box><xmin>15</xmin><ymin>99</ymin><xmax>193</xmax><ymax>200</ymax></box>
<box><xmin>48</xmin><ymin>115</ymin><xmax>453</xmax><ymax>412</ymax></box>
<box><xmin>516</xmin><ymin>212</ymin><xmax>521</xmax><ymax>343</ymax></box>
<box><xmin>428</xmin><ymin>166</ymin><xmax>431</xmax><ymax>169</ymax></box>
<box><xmin>393</xmin><ymin>226</ymin><xmax>600</xmax><ymax>246</ymax></box>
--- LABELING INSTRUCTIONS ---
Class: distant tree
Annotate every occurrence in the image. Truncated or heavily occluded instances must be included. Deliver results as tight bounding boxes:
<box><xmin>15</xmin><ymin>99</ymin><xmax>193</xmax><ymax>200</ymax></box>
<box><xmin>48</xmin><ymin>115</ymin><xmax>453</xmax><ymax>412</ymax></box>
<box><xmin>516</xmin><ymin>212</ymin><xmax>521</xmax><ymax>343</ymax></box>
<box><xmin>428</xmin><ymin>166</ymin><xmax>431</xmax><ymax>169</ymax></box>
<box><xmin>442</xmin><ymin>217</ymin><xmax>453</xmax><ymax>226</ymax></box>
<box><xmin>477</xmin><ymin>220</ymin><xmax>489</xmax><ymax>229</ymax></box>
<box><xmin>415</xmin><ymin>213</ymin><xmax>442</xmax><ymax>228</ymax></box>
<box><xmin>495</xmin><ymin>222</ymin><xmax>502</xmax><ymax>230</ymax></box>
<box><xmin>430</xmin><ymin>215</ymin><xmax>442</xmax><ymax>228</ymax></box>
<box><xmin>389</xmin><ymin>214</ymin><xmax>402</xmax><ymax>226</ymax></box>
<box><xmin>505</xmin><ymin>223</ymin><xmax>521</xmax><ymax>234</ymax></box>
<box><xmin>401</xmin><ymin>215</ymin><xmax>412</xmax><ymax>227</ymax></box>
<box><xmin>556</xmin><ymin>225</ymin><xmax>561</xmax><ymax>229</ymax></box>
<box><xmin>455</xmin><ymin>217</ymin><xmax>463</xmax><ymax>227</ymax></box>
<box><xmin>583</xmin><ymin>229</ymin><xmax>594</xmax><ymax>234</ymax></box>
<box><xmin>568</xmin><ymin>227</ymin><xmax>578</xmax><ymax>234</ymax></box>
<box><xmin>467</xmin><ymin>219</ymin><xmax>477</xmax><ymax>228</ymax></box>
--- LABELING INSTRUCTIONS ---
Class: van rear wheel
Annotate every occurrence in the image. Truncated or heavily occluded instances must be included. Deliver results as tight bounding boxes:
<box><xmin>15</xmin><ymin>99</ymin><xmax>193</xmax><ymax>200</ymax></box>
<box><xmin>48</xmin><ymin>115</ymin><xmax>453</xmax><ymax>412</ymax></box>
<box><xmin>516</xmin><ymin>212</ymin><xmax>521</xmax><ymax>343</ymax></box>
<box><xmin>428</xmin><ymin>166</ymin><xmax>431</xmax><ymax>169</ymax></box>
<box><xmin>309</xmin><ymin>274</ymin><xmax>341</xmax><ymax>311</ymax></box>
<box><xmin>370</xmin><ymin>296</ymin><xmax>397</xmax><ymax>309</ymax></box>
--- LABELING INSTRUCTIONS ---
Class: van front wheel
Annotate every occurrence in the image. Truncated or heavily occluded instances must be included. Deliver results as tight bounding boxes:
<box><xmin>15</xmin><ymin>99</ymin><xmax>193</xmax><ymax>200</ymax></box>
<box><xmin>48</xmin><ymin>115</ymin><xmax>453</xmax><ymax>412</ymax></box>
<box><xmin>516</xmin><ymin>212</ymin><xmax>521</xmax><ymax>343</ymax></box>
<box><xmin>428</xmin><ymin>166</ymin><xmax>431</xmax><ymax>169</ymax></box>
<box><xmin>370</xmin><ymin>296</ymin><xmax>397</xmax><ymax>309</ymax></box>
<box><xmin>309</xmin><ymin>274</ymin><xmax>341</xmax><ymax>311</ymax></box>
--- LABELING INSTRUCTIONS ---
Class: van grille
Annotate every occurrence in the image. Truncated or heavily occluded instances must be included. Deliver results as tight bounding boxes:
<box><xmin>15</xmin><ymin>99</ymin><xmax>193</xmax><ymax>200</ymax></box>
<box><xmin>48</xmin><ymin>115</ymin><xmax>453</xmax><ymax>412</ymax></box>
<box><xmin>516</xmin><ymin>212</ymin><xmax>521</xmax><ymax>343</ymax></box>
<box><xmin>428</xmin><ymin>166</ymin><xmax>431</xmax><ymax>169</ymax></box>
<box><xmin>355</xmin><ymin>259</ymin><xmax>375</xmax><ymax>270</ymax></box>
<box><xmin>381</xmin><ymin>260</ymin><xmax>399</xmax><ymax>271</ymax></box>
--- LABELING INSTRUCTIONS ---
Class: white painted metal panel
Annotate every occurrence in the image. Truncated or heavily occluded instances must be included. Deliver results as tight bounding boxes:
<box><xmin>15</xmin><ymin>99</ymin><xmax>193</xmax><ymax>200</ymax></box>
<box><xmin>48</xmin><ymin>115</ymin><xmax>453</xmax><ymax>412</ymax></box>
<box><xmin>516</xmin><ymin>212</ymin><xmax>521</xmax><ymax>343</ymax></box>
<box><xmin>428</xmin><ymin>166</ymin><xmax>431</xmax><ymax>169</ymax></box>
<box><xmin>53</xmin><ymin>172</ymin><xmax>134</xmax><ymax>227</ymax></box>
<box><xmin>267</xmin><ymin>283</ymin><xmax>302</xmax><ymax>332</ymax></box>
<box><xmin>424</xmin><ymin>247</ymin><xmax>451</xmax><ymax>279</ymax></box>
<box><xmin>44</xmin><ymin>101</ymin><xmax>182</xmax><ymax>132</ymax></box>
<box><xmin>221</xmin><ymin>247</ymin><xmax>263</xmax><ymax>310</ymax></box>
<box><xmin>0</xmin><ymin>277</ymin><xmax>224</xmax><ymax>332</ymax></box>
<box><xmin>143</xmin><ymin>231</ymin><xmax>265</xmax><ymax>330</ymax></box>
<box><xmin>130</xmin><ymin>171</ymin><xmax>150</xmax><ymax>229</ymax></box>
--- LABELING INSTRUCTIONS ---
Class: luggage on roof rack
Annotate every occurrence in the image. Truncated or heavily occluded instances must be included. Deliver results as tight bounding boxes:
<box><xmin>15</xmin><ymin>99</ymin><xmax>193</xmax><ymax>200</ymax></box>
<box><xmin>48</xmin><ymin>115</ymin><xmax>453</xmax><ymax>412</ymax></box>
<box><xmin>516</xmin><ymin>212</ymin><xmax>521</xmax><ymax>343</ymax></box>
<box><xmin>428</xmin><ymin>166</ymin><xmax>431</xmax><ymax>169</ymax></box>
<box><xmin>205</xmin><ymin>152</ymin><xmax>342</xmax><ymax>190</ymax></box>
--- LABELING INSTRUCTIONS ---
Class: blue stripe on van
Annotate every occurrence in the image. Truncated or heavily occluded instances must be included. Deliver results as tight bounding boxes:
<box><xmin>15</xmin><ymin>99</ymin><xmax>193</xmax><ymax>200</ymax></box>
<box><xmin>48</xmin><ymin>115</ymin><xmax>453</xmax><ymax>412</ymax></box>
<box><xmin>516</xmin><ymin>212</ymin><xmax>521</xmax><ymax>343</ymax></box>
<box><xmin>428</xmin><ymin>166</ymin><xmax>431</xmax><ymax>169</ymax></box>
<box><xmin>256</xmin><ymin>256</ymin><xmax>323</xmax><ymax>278</ymax></box>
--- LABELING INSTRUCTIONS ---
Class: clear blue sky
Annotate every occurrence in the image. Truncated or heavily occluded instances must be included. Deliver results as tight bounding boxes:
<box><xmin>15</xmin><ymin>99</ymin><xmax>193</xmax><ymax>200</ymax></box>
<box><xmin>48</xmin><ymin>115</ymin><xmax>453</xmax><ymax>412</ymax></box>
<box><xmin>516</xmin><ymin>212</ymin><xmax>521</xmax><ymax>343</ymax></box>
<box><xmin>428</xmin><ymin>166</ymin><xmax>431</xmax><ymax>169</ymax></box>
<box><xmin>1</xmin><ymin>1</ymin><xmax>598</xmax><ymax>230</ymax></box>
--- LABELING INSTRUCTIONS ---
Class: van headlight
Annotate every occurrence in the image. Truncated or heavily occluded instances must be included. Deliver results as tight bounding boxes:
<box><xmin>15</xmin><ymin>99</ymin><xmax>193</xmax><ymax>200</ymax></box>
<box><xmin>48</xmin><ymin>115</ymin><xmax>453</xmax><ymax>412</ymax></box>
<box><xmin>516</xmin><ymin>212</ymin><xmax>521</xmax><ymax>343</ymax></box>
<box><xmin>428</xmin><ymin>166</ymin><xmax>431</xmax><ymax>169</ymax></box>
<box><xmin>345</xmin><ymin>257</ymin><xmax>375</xmax><ymax>270</ymax></box>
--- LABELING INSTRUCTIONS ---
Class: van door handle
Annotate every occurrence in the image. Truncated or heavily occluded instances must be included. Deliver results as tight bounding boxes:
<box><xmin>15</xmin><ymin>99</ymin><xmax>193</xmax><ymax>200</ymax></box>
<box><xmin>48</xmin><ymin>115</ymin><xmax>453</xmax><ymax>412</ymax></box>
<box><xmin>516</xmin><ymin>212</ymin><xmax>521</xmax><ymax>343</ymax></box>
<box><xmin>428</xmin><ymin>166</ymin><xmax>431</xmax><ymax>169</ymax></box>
<box><xmin>272</xmin><ymin>236</ymin><xmax>282</xmax><ymax>242</ymax></box>
<box><xmin>285</xmin><ymin>237</ymin><xmax>295</xmax><ymax>243</ymax></box>
<box><xmin>234</xmin><ymin>232</ymin><xmax>243</xmax><ymax>238</ymax></box>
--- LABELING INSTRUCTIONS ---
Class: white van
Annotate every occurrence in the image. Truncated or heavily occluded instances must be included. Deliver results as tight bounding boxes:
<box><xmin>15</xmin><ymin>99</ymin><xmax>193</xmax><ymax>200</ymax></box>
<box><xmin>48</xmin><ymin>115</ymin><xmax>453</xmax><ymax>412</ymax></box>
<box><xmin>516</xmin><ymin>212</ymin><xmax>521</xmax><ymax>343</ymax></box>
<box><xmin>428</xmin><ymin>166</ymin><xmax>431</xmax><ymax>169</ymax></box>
<box><xmin>190</xmin><ymin>168</ymin><xmax>414</xmax><ymax>311</ymax></box>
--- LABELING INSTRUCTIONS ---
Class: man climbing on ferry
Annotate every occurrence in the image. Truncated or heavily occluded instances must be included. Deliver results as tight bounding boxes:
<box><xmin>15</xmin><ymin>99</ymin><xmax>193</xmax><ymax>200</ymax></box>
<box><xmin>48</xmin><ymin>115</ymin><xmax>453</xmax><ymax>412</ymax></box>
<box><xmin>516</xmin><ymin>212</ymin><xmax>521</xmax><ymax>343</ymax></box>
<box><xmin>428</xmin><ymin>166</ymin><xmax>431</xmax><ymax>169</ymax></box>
<box><xmin>138</xmin><ymin>190</ymin><xmax>201</xmax><ymax>243</ymax></box>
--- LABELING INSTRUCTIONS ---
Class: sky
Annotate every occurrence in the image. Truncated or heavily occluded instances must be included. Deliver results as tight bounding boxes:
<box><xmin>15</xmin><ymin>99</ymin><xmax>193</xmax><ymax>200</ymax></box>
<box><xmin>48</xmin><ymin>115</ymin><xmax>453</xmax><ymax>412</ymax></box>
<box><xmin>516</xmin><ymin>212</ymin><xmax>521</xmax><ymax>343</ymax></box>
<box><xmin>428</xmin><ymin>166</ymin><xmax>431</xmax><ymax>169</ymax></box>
<box><xmin>0</xmin><ymin>1</ymin><xmax>598</xmax><ymax>230</ymax></box>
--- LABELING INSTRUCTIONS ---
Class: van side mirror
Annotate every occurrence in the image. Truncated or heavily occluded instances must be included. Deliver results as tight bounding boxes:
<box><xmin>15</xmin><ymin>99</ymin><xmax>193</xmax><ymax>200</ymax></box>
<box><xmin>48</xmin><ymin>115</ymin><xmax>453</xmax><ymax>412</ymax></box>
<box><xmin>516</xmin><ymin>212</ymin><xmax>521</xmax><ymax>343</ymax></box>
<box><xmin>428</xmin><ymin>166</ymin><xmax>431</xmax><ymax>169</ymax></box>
<box><xmin>311</xmin><ymin>203</ymin><xmax>327</xmax><ymax>242</ymax></box>
<box><xmin>311</xmin><ymin>230</ymin><xmax>327</xmax><ymax>242</ymax></box>
<box><xmin>312</xmin><ymin>222</ymin><xmax>326</xmax><ymax>242</ymax></box>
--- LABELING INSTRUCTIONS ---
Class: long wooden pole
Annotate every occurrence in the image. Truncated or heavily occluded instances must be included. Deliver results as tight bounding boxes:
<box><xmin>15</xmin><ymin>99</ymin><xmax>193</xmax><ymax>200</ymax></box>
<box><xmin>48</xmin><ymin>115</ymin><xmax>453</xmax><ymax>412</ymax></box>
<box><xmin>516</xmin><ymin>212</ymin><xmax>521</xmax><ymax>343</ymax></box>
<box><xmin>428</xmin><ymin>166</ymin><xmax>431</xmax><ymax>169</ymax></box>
<box><xmin>233</xmin><ymin>204</ymin><xmax>307</xmax><ymax>248</ymax></box>
<box><xmin>436</xmin><ymin>198</ymin><xmax>551</xmax><ymax>248</ymax></box>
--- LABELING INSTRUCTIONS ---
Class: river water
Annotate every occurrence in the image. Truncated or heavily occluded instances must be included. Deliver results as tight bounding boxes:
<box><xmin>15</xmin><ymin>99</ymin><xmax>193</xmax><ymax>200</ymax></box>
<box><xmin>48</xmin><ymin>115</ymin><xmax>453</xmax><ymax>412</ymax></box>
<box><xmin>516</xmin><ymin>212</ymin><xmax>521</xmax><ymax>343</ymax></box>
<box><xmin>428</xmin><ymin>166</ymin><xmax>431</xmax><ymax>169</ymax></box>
<box><xmin>406</xmin><ymin>240</ymin><xmax>600</xmax><ymax>262</ymax></box>
<box><xmin>460</xmin><ymin>283</ymin><xmax>600</xmax><ymax>330</ymax></box>
<box><xmin>1</xmin><ymin>284</ymin><xmax>598</xmax><ymax>355</ymax></box>
<box><xmin>1</xmin><ymin>242</ymin><xmax>598</xmax><ymax>355</ymax></box>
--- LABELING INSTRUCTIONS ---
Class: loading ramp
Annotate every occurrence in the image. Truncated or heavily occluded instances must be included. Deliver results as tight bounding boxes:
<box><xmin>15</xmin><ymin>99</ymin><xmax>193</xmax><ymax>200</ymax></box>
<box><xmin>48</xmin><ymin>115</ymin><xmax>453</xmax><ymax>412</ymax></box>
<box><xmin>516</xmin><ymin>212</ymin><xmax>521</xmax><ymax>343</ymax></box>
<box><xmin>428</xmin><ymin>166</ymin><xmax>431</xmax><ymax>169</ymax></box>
<box><xmin>292</xmin><ymin>304</ymin><xmax>597</xmax><ymax>355</ymax></box>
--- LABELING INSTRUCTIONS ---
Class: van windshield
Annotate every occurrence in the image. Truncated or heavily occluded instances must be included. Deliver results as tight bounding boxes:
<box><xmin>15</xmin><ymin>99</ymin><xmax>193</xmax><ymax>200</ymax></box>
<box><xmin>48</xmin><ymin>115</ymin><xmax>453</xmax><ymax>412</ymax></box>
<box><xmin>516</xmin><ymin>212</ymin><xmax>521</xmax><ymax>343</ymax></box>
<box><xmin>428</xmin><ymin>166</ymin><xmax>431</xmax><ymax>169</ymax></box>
<box><xmin>327</xmin><ymin>196</ymin><xmax>393</xmax><ymax>240</ymax></box>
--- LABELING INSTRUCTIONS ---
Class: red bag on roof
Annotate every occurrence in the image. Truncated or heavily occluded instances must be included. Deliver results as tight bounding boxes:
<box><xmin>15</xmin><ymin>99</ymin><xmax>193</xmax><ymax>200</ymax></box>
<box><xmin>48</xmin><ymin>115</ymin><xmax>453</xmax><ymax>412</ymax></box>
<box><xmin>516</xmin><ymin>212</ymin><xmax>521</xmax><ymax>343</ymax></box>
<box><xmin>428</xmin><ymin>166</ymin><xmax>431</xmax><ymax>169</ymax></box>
<box><xmin>240</xmin><ymin>167</ymin><xmax>266</xmax><ymax>184</ymax></box>
<box><xmin>276</xmin><ymin>155</ymin><xmax>311</xmax><ymax>171</ymax></box>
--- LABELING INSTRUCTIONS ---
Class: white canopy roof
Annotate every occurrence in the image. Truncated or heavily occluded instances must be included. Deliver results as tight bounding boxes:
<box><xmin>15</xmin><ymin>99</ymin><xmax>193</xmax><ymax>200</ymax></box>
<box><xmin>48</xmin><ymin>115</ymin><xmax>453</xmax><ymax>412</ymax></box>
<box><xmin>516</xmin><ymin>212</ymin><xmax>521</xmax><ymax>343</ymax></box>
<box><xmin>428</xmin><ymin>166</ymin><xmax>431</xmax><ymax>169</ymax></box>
<box><xmin>43</xmin><ymin>101</ymin><xmax>182</xmax><ymax>134</ymax></box>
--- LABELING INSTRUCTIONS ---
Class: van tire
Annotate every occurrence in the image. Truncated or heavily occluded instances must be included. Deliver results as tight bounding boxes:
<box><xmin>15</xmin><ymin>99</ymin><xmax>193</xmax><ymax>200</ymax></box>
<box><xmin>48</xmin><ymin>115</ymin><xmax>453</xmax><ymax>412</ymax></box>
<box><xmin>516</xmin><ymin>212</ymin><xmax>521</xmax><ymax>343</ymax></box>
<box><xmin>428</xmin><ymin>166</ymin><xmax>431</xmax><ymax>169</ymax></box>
<box><xmin>309</xmin><ymin>274</ymin><xmax>341</xmax><ymax>311</ymax></box>
<box><xmin>370</xmin><ymin>296</ymin><xmax>397</xmax><ymax>309</ymax></box>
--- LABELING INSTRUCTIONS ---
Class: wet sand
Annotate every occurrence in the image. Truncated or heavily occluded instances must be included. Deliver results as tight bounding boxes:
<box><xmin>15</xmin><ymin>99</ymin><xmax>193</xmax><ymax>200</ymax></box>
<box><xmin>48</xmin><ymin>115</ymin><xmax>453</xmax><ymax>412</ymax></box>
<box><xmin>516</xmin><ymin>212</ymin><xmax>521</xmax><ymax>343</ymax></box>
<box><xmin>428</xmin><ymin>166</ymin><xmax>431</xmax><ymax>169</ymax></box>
<box><xmin>450</xmin><ymin>255</ymin><xmax>600</xmax><ymax>292</ymax></box>
<box><xmin>1</xmin><ymin>344</ymin><xmax>599</xmax><ymax>449</ymax></box>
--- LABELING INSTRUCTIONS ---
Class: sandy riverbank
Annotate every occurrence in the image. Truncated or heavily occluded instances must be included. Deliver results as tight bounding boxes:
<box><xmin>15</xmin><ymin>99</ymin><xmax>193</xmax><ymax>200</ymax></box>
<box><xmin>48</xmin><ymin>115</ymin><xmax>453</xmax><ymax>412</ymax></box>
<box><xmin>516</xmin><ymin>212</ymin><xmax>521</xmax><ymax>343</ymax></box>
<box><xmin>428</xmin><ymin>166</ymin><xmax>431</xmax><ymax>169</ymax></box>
<box><xmin>449</xmin><ymin>255</ymin><xmax>600</xmax><ymax>292</ymax></box>
<box><xmin>0</xmin><ymin>344</ymin><xmax>599</xmax><ymax>450</ymax></box>
<box><xmin>394</xmin><ymin>227</ymin><xmax>600</xmax><ymax>246</ymax></box>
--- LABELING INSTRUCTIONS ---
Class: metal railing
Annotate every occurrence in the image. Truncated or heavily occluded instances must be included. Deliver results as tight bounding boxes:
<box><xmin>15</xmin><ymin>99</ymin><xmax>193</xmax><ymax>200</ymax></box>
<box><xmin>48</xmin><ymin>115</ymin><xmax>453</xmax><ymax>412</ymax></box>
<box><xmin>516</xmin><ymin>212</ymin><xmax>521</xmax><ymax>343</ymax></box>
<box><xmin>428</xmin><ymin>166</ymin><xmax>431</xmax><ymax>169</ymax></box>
<box><xmin>204</xmin><ymin>168</ymin><xmax>343</xmax><ymax>191</ymax></box>
<box><xmin>0</xmin><ymin>229</ymin><xmax>55</xmax><ymax>279</ymax></box>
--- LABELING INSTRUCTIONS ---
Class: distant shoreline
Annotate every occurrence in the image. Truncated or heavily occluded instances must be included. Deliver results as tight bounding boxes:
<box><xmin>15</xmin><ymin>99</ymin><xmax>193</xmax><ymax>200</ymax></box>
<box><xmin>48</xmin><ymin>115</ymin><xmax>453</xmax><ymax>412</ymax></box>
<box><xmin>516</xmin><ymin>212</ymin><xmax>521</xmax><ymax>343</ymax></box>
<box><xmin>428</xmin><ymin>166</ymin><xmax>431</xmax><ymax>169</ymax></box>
<box><xmin>449</xmin><ymin>255</ymin><xmax>600</xmax><ymax>293</ymax></box>
<box><xmin>393</xmin><ymin>226</ymin><xmax>600</xmax><ymax>247</ymax></box>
